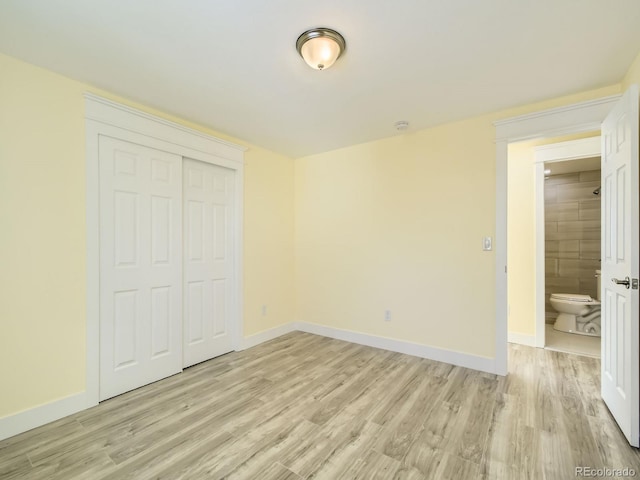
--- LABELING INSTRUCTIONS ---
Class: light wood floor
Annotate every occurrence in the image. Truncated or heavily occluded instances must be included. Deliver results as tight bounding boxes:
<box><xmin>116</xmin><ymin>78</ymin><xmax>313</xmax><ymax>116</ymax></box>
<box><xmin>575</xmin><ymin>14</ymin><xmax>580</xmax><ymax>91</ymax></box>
<box><xmin>1</xmin><ymin>332</ymin><xmax>639</xmax><ymax>479</ymax></box>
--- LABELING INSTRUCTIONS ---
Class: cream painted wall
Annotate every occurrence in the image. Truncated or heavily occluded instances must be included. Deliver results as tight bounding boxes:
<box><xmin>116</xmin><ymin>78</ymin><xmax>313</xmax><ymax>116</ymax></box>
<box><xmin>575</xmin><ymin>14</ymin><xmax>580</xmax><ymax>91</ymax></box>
<box><xmin>0</xmin><ymin>53</ymin><xmax>87</xmax><ymax>417</ymax></box>
<box><xmin>296</xmin><ymin>118</ymin><xmax>498</xmax><ymax>357</ymax></box>
<box><xmin>622</xmin><ymin>50</ymin><xmax>640</xmax><ymax>89</ymax></box>
<box><xmin>506</xmin><ymin>132</ymin><xmax>600</xmax><ymax>338</ymax></box>
<box><xmin>506</xmin><ymin>142</ymin><xmax>536</xmax><ymax>337</ymax></box>
<box><xmin>243</xmin><ymin>150</ymin><xmax>295</xmax><ymax>335</ymax></box>
<box><xmin>295</xmin><ymin>85</ymin><xmax>620</xmax><ymax>359</ymax></box>
<box><xmin>0</xmin><ymin>53</ymin><xmax>295</xmax><ymax>418</ymax></box>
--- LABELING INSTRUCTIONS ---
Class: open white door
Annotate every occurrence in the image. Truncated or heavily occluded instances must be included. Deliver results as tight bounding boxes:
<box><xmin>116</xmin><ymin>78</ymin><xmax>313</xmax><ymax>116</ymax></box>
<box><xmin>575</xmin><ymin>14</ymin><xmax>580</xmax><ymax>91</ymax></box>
<box><xmin>601</xmin><ymin>84</ymin><xmax>640</xmax><ymax>447</ymax></box>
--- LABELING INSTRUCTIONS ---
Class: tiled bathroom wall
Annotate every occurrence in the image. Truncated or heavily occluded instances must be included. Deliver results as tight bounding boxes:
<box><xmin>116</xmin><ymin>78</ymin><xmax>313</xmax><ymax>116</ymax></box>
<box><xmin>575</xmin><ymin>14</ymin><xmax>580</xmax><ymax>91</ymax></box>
<box><xmin>545</xmin><ymin>169</ymin><xmax>601</xmax><ymax>323</ymax></box>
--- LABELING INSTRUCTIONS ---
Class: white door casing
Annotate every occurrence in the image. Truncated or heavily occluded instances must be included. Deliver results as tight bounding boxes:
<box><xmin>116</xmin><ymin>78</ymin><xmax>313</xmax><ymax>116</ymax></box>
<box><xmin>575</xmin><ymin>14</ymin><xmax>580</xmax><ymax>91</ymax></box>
<box><xmin>600</xmin><ymin>84</ymin><xmax>640</xmax><ymax>447</ymax></box>
<box><xmin>99</xmin><ymin>136</ymin><xmax>183</xmax><ymax>401</ymax></box>
<box><xmin>183</xmin><ymin>159</ymin><xmax>235</xmax><ymax>367</ymax></box>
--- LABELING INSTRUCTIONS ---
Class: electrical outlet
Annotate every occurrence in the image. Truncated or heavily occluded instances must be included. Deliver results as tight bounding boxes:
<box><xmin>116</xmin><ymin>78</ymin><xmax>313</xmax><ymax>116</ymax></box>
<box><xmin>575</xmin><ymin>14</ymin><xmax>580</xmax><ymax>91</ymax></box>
<box><xmin>483</xmin><ymin>236</ymin><xmax>492</xmax><ymax>251</ymax></box>
<box><xmin>261</xmin><ymin>305</ymin><xmax>267</xmax><ymax>316</ymax></box>
<box><xmin>385</xmin><ymin>310</ymin><xmax>391</xmax><ymax>321</ymax></box>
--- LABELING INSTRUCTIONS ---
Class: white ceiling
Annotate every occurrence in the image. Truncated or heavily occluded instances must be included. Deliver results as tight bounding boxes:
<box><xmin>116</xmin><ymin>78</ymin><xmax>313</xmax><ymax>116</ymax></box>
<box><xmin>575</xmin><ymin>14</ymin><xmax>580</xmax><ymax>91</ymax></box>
<box><xmin>1</xmin><ymin>1</ymin><xmax>640</xmax><ymax>158</ymax></box>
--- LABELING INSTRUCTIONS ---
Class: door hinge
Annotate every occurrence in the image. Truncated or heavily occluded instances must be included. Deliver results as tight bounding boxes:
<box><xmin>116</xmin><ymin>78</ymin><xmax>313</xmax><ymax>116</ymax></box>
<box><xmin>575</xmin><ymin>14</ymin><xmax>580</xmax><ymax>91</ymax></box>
<box><xmin>632</xmin><ymin>278</ymin><xmax>639</xmax><ymax>290</ymax></box>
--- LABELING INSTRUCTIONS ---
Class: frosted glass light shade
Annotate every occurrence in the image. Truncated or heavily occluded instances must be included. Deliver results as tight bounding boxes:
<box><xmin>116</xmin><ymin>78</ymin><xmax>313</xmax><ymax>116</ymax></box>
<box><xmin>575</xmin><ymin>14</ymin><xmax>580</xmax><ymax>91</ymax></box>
<box><xmin>296</xmin><ymin>28</ymin><xmax>346</xmax><ymax>70</ymax></box>
<box><xmin>300</xmin><ymin>36</ymin><xmax>340</xmax><ymax>70</ymax></box>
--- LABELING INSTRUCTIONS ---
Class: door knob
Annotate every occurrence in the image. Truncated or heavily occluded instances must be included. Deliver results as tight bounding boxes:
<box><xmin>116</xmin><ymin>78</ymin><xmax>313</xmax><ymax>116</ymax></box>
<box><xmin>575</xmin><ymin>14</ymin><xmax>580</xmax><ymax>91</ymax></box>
<box><xmin>612</xmin><ymin>276</ymin><xmax>631</xmax><ymax>289</ymax></box>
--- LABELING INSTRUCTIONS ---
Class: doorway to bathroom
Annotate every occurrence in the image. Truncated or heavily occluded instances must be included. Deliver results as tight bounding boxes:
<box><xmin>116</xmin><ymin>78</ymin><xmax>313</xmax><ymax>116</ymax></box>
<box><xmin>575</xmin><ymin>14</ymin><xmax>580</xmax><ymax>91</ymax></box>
<box><xmin>499</xmin><ymin>87</ymin><xmax>639</xmax><ymax>447</ymax></box>
<box><xmin>538</xmin><ymin>140</ymin><xmax>602</xmax><ymax>356</ymax></box>
<box><xmin>507</xmin><ymin>134</ymin><xmax>602</xmax><ymax>357</ymax></box>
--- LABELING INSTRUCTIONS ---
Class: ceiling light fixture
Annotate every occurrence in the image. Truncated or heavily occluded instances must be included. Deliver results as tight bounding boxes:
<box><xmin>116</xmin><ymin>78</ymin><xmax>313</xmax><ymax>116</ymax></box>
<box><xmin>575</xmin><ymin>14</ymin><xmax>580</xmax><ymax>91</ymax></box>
<box><xmin>296</xmin><ymin>27</ymin><xmax>346</xmax><ymax>70</ymax></box>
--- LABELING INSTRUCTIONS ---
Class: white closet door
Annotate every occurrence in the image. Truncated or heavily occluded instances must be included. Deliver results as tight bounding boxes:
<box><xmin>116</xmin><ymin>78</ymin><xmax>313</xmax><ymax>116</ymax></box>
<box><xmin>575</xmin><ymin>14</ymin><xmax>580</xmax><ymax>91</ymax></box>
<box><xmin>183</xmin><ymin>158</ymin><xmax>235</xmax><ymax>367</ymax></box>
<box><xmin>99</xmin><ymin>136</ymin><xmax>183</xmax><ymax>401</ymax></box>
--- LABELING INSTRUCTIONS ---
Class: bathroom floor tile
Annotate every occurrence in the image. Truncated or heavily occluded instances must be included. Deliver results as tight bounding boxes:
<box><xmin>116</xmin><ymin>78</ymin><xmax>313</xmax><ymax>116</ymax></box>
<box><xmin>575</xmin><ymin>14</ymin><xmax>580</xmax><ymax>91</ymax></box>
<box><xmin>545</xmin><ymin>325</ymin><xmax>600</xmax><ymax>357</ymax></box>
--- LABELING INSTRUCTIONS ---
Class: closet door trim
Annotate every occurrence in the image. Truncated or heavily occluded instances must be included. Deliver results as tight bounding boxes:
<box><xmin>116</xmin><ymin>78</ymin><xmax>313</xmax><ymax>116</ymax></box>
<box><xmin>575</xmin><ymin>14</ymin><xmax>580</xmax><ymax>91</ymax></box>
<box><xmin>85</xmin><ymin>94</ymin><xmax>245</xmax><ymax>407</ymax></box>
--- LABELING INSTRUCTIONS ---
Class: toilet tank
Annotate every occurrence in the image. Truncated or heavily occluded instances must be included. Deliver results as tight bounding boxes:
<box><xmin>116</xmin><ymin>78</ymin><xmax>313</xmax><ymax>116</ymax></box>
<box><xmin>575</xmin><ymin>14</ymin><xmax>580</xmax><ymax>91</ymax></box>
<box><xmin>596</xmin><ymin>269</ymin><xmax>601</xmax><ymax>301</ymax></box>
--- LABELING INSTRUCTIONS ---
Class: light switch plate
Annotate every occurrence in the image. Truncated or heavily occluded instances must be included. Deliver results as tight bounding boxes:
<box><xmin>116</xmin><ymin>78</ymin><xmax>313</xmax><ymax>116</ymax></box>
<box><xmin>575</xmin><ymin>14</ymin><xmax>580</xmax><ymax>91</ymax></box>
<box><xmin>483</xmin><ymin>236</ymin><xmax>492</xmax><ymax>251</ymax></box>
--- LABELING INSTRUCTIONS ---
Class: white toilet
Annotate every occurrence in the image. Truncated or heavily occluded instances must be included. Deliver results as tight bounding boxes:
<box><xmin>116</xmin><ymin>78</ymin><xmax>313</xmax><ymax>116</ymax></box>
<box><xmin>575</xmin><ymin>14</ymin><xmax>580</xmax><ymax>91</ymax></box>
<box><xmin>550</xmin><ymin>270</ymin><xmax>601</xmax><ymax>337</ymax></box>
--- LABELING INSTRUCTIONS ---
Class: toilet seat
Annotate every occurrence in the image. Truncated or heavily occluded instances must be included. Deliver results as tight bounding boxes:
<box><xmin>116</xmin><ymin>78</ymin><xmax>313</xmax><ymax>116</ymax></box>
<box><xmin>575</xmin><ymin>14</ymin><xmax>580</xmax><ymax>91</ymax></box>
<box><xmin>551</xmin><ymin>293</ymin><xmax>600</xmax><ymax>304</ymax></box>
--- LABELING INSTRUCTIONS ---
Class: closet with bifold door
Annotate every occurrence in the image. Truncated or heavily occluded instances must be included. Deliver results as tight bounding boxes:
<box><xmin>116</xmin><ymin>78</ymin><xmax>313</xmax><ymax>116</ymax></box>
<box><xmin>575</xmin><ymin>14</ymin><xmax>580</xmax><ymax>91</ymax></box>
<box><xmin>90</xmin><ymin>104</ymin><xmax>243</xmax><ymax>402</ymax></box>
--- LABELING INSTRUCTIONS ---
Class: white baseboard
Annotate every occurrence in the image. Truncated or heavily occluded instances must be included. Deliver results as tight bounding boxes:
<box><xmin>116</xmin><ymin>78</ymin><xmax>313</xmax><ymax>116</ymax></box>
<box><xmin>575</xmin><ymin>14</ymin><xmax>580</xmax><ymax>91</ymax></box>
<box><xmin>240</xmin><ymin>322</ymin><xmax>297</xmax><ymax>350</ymax></box>
<box><xmin>0</xmin><ymin>391</ymin><xmax>90</xmax><ymax>442</ymax></box>
<box><xmin>295</xmin><ymin>321</ymin><xmax>498</xmax><ymax>375</ymax></box>
<box><xmin>507</xmin><ymin>332</ymin><xmax>537</xmax><ymax>347</ymax></box>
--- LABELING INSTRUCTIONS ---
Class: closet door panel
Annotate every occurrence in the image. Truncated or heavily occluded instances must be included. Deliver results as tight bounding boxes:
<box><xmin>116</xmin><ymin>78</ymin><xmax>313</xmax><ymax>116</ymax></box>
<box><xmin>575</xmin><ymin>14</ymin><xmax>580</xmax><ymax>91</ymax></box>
<box><xmin>183</xmin><ymin>158</ymin><xmax>235</xmax><ymax>367</ymax></box>
<box><xmin>99</xmin><ymin>136</ymin><xmax>183</xmax><ymax>401</ymax></box>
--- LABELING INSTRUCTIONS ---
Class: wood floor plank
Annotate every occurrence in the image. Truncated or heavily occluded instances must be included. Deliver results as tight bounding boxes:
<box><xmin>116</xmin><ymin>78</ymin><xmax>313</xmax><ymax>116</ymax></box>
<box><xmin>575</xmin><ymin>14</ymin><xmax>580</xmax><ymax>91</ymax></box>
<box><xmin>221</xmin><ymin>420</ymin><xmax>319</xmax><ymax>480</ymax></box>
<box><xmin>392</xmin><ymin>464</ymin><xmax>428</xmax><ymax>480</ymax></box>
<box><xmin>402</xmin><ymin>444</ymin><xmax>446</xmax><ymax>477</ymax></box>
<box><xmin>369</xmin><ymin>361</ymin><xmax>425</xmax><ymax>427</ymax></box>
<box><xmin>454</xmin><ymin>375</ymin><xmax>499</xmax><ymax>464</ymax></box>
<box><xmin>254</xmin><ymin>462</ymin><xmax>303</xmax><ymax>480</ymax></box>
<box><xmin>153</xmin><ymin>416</ymin><xmax>311</xmax><ymax>479</ymax></box>
<box><xmin>478</xmin><ymin>459</ymin><xmax>522</xmax><ymax>480</ymax></box>
<box><xmin>38</xmin><ymin>451</ymin><xmax>115</xmax><ymax>480</ymax></box>
<box><xmin>1</xmin><ymin>332</ymin><xmax>640</xmax><ymax>479</ymax></box>
<box><xmin>1</xmin><ymin>463</ymin><xmax>57</xmax><ymax>480</ymax></box>
<box><xmin>558</xmin><ymin>394</ymin><xmax>604</xmax><ymax>470</ymax></box>
<box><xmin>538</xmin><ymin>428</ymin><xmax>580</xmax><ymax>480</ymax></box>
<box><xmin>330</xmin><ymin>352</ymin><xmax>411</xmax><ymax>425</ymax></box>
<box><xmin>374</xmin><ymin>369</ymin><xmax>446</xmax><ymax>461</ymax></box>
<box><xmin>0</xmin><ymin>453</ymin><xmax>33</xmax><ymax>480</ymax></box>
<box><xmin>28</xmin><ymin>393</ymin><xmax>202</xmax><ymax>466</ymax></box>
<box><xmin>107</xmin><ymin>394</ymin><xmax>262</xmax><ymax>466</ymax></box>
<box><xmin>340</xmin><ymin>448</ymin><xmax>401</xmax><ymax>480</ymax></box>
<box><xmin>586</xmin><ymin>414</ymin><xmax>640</xmax><ymax>470</ymax></box>
<box><xmin>305</xmin><ymin>350</ymin><xmax>394</xmax><ymax>426</ymax></box>
<box><xmin>100</xmin><ymin>429</ymin><xmax>235</xmax><ymax>480</ymax></box>
<box><xmin>0</xmin><ymin>417</ymin><xmax>84</xmax><ymax>460</ymax></box>
<box><xmin>416</xmin><ymin>395</ymin><xmax>476</xmax><ymax>453</ymax></box>
<box><xmin>433</xmin><ymin>451</ymin><xmax>480</xmax><ymax>480</ymax></box>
